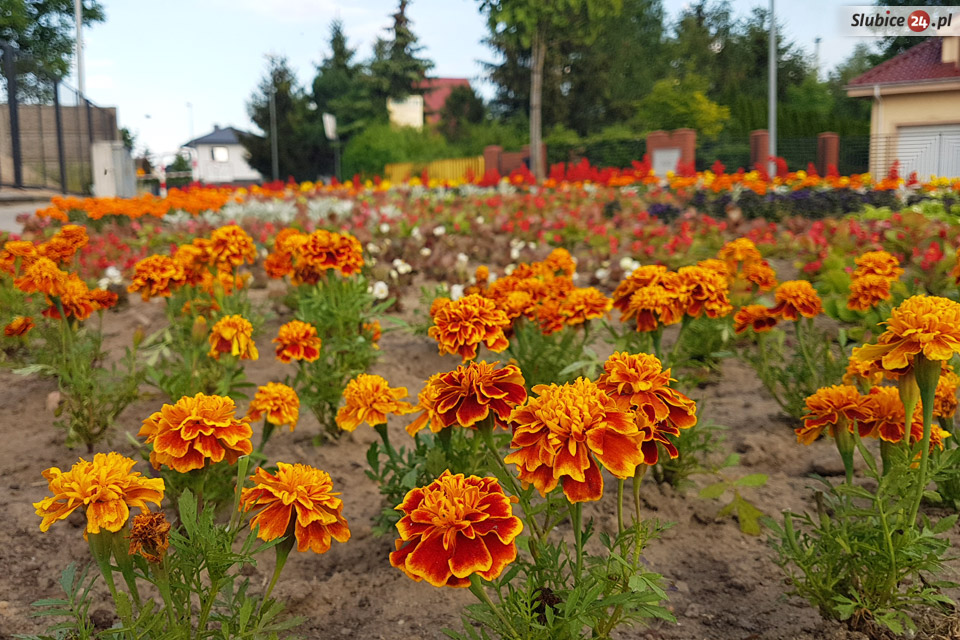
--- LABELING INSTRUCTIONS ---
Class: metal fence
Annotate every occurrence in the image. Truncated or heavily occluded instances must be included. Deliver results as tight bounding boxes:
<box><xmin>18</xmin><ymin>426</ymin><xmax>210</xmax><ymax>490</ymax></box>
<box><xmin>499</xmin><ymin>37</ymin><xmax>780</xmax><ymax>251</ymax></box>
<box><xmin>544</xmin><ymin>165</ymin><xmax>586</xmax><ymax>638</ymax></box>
<box><xmin>0</xmin><ymin>41</ymin><xmax>118</xmax><ymax>193</ymax></box>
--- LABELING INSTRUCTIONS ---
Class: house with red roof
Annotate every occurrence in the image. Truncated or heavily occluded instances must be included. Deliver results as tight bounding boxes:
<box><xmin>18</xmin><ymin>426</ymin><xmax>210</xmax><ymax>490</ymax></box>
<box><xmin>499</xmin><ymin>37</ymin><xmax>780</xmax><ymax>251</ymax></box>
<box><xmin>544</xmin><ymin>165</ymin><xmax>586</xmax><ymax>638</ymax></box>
<box><xmin>846</xmin><ymin>36</ymin><xmax>960</xmax><ymax>178</ymax></box>
<box><xmin>417</xmin><ymin>78</ymin><xmax>471</xmax><ymax>125</ymax></box>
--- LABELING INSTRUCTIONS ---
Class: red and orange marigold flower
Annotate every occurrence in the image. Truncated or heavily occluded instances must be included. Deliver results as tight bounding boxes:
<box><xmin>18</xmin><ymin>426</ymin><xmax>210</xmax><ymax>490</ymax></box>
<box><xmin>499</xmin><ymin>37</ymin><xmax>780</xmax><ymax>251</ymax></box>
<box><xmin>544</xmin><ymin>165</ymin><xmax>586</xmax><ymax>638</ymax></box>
<box><xmin>734</xmin><ymin>305</ymin><xmax>778</xmax><ymax>334</ymax></box>
<box><xmin>855</xmin><ymin>295</ymin><xmax>960</xmax><ymax>374</ymax></box>
<box><xmin>406</xmin><ymin>361</ymin><xmax>526</xmax><ymax>435</ymax></box>
<box><xmin>241</xmin><ymin>463</ymin><xmax>350</xmax><ymax>554</ymax></box>
<box><xmin>428</xmin><ymin>293</ymin><xmax>510</xmax><ymax>361</ymax></box>
<box><xmin>34</xmin><ymin>452</ymin><xmax>164</xmax><ymax>537</ymax></box>
<box><xmin>847</xmin><ymin>274</ymin><xmax>892</xmax><ymax>312</ymax></box>
<box><xmin>208</xmin><ymin>224</ymin><xmax>257</xmax><ymax>268</ymax></box>
<box><xmin>139</xmin><ymin>393</ymin><xmax>253</xmax><ymax>472</ymax></box>
<box><xmin>208</xmin><ymin>314</ymin><xmax>259</xmax><ymax>360</ymax></box>
<box><xmin>273</xmin><ymin>319</ymin><xmax>322</xmax><ymax>363</ymax></box>
<box><xmin>335</xmin><ymin>374</ymin><xmax>415</xmax><ymax>431</ymax></box>
<box><xmin>677</xmin><ymin>265</ymin><xmax>732</xmax><ymax>319</ymax></box>
<box><xmin>504</xmin><ymin>378</ymin><xmax>643</xmax><ymax>503</ymax></box>
<box><xmin>796</xmin><ymin>385</ymin><xmax>869</xmax><ymax>445</ymax></box>
<box><xmin>247</xmin><ymin>382</ymin><xmax>300</xmax><ymax>431</ymax></box>
<box><xmin>560</xmin><ymin>287</ymin><xmax>612</xmax><ymax>325</ymax></box>
<box><xmin>853</xmin><ymin>250</ymin><xmax>903</xmax><ymax>281</ymax></box>
<box><xmin>4</xmin><ymin>315</ymin><xmax>34</xmax><ymax>337</ymax></box>
<box><xmin>128</xmin><ymin>511</ymin><xmax>171</xmax><ymax>563</ymax></box>
<box><xmin>770</xmin><ymin>280</ymin><xmax>823</xmax><ymax>321</ymax></box>
<box><xmin>128</xmin><ymin>254</ymin><xmax>186</xmax><ymax>301</ymax></box>
<box><xmin>389</xmin><ymin>471</ymin><xmax>522</xmax><ymax>588</ymax></box>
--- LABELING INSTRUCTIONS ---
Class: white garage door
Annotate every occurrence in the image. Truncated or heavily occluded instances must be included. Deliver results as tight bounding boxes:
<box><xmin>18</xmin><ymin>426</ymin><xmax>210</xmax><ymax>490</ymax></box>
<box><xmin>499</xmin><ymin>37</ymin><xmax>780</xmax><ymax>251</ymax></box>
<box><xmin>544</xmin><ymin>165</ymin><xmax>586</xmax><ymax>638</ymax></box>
<box><xmin>897</xmin><ymin>125</ymin><xmax>960</xmax><ymax>179</ymax></box>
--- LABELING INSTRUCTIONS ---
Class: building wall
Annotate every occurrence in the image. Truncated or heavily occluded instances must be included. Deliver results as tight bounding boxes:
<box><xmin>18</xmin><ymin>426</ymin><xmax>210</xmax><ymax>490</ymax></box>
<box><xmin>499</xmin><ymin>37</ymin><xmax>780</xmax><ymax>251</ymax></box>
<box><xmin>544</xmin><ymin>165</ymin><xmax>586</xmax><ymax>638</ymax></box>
<box><xmin>868</xmin><ymin>89</ymin><xmax>960</xmax><ymax>175</ymax></box>
<box><xmin>387</xmin><ymin>96</ymin><xmax>424</xmax><ymax>130</ymax></box>
<box><xmin>195</xmin><ymin>143</ymin><xmax>261</xmax><ymax>183</ymax></box>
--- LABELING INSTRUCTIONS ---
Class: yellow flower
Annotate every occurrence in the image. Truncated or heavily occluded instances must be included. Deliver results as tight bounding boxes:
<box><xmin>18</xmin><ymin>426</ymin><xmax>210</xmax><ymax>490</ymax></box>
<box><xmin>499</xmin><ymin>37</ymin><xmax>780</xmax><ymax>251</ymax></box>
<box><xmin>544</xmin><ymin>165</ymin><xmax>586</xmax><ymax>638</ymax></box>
<box><xmin>208</xmin><ymin>314</ymin><xmax>259</xmax><ymax>360</ymax></box>
<box><xmin>34</xmin><ymin>452</ymin><xmax>164</xmax><ymax>538</ymax></box>
<box><xmin>335</xmin><ymin>374</ymin><xmax>415</xmax><ymax>431</ymax></box>
<box><xmin>247</xmin><ymin>382</ymin><xmax>300</xmax><ymax>431</ymax></box>
<box><xmin>770</xmin><ymin>280</ymin><xmax>823</xmax><ymax>320</ymax></box>
<box><xmin>428</xmin><ymin>294</ymin><xmax>510</xmax><ymax>361</ymax></box>
<box><xmin>847</xmin><ymin>274</ymin><xmax>892</xmax><ymax>312</ymax></box>
<box><xmin>853</xmin><ymin>250</ymin><xmax>903</xmax><ymax>280</ymax></box>
<box><xmin>855</xmin><ymin>295</ymin><xmax>960</xmax><ymax>373</ymax></box>
<box><xmin>273</xmin><ymin>319</ymin><xmax>322</xmax><ymax>363</ymax></box>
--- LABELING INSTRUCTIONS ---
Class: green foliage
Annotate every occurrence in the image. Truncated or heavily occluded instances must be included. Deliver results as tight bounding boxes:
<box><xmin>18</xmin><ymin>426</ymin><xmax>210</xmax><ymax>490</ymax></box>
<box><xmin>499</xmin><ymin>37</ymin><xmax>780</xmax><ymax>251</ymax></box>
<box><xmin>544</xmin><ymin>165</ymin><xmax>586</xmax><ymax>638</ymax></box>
<box><xmin>368</xmin><ymin>0</ymin><xmax>434</xmax><ymax>105</ymax></box>
<box><xmin>653</xmin><ymin>419</ymin><xmax>728</xmax><ymax>489</ymax></box>
<box><xmin>633</xmin><ymin>75</ymin><xmax>730</xmax><ymax>139</ymax></box>
<box><xmin>342</xmin><ymin>122</ymin><xmax>454</xmax><ymax>177</ymax></box>
<box><xmin>312</xmin><ymin>19</ymin><xmax>378</xmax><ymax>142</ymax></box>
<box><xmin>439</xmin><ymin>85</ymin><xmax>487</xmax><ymax>142</ymax></box>
<box><xmin>505</xmin><ymin>319</ymin><xmax>598</xmax><ymax>390</ymax></box>
<box><xmin>698</xmin><ymin>469</ymin><xmax>768</xmax><ymax>535</ymax></box>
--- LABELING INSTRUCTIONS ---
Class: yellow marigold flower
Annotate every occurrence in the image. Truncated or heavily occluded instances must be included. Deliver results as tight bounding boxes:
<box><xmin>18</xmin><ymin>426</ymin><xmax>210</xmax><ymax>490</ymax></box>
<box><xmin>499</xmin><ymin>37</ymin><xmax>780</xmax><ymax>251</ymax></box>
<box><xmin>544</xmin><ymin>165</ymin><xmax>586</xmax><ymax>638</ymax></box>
<box><xmin>208</xmin><ymin>314</ymin><xmax>258</xmax><ymax>360</ymax></box>
<box><xmin>842</xmin><ymin>356</ymin><xmax>885</xmax><ymax>388</ymax></box>
<box><xmin>209</xmin><ymin>224</ymin><xmax>257</xmax><ymax>268</ymax></box>
<box><xmin>128</xmin><ymin>511</ymin><xmax>171</xmax><ymax>563</ymax></box>
<box><xmin>612</xmin><ymin>264</ymin><xmax>669</xmax><ymax>316</ymax></box>
<box><xmin>542</xmin><ymin>247</ymin><xmax>576</xmax><ymax>276</ymax></box>
<box><xmin>128</xmin><ymin>254</ymin><xmax>186</xmax><ymax>301</ymax></box>
<box><xmin>935</xmin><ymin>370</ymin><xmax>959</xmax><ymax>419</ymax></box>
<box><xmin>560</xmin><ymin>287</ymin><xmax>612</xmax><ymax>325</ymax></box>
<box><xmin>624</xmin><ymin>285</ymin><xmax>684</xmax><ymax>332</ymax></box>
<box><xmin>406</xmin><ymin>361</ymin><xmax>526</xmax><ymax>435</ymax></box>
<box><xmin>273</xmin><ymin>319</ymin><xmax>322</xmax><ymax>363</ymax></box>
<box><xmin>475</xmin><ymin>265</ymin><xmax>490</xmax><ymax>285</ymax></box>
<box><xmin>499</xmin><ymin>290</ymin><xmax>534</xmax><ymax>320</ymax></box>
<box><xmin>241</xmin><ymin>463</ymin><xmax>350</xmax><ymax>554</ymax></box>
<box><xmin>853</xmin><ymin>250</ymin><xmax>903</xmax><ymax>281</ymax></box>
<box><xmin>335</xmin><ymin>374</ymin><xmax>415</xmax><ymax>432</ymax></box>
<box><xmin>697</xmin><ymin>258</ymin><xmax>729</xmax><ymax>277</ymax></box>
<box><xmin>596</xmin><ymin>351</ymin><xmax>697</xmax><ymax>463</ymax></box>
<box><xmin>770</xmin><ymin>280</ymin><xmax>823</xmax><ymax>321</ymax></box>
<box><xmin>796</xmin><ymin>385</ymin><xmax>869</xmax><ymax>445</ymax></box>
<box><xmin>743</xmin><ymin>260</ymin><xmax>778</xmax><ymax>291</ymax></box>
<box><xmin>34</xmin><ymin>452</ymin><xmax>164</xmax><ymax>537</ymax></box>
<box><xmin>678</xmin><ymin>265</ymin><xmax>732</xmax><ymax>319</ymax></box>
<box><xmin>172</xmin><ymin>243</ymin><xmax>209</xmax><ymax>286</ymax></box>
<box><xmin>138</xmin><ymin>393</ymin><xmax>253</xmax><ymax>472</ymax></box>
<box><xmin>4</xmin><ymin>315</ymin><xmax>34</xmax><ymax>337</ymax></box>
<box><xmin>718</xmin><ymin>237</ymin><xmax>762</xmax><ymax>269</ymax></box>
<box><xmin>855</xmin><ymin>295</ymin><xmax>960</xmax><ymax>373</ymax></box>
<box><xmin>13</xmin><ymin>256</ymin><xmax>67</xmax><ymax>297</ymax></box>
<box><xmin>248</xmin><ymin>382</ymin><xmax>300</xmax><ymax>431</ymax></box>
<box><xmin>428</xmin><ymin>293</ymin><xmax>510</xmax><ymax>361</ymax></box>
<box><xmin>847</xmin><ymin>274</ymin><xmax>892</xmax><ymax>312</ymax></box>
<box><xmin>41</xmin><ymin>273</ymin><xmax>96</xmax><ymax>321</ymax></box>
<box><xmin>504</xmin><ymin>378</ymin><xmax>641</xmax><ymax>503</ymax></box>
<box><xmin>390</xmin><ymin>471</ymin><xmax>522</xmax><ymax>588</ymax></box>
<box><xmin>733</xmin><ymin>305</ymin><xmax>778</xmax><ymax>334</ymax></box>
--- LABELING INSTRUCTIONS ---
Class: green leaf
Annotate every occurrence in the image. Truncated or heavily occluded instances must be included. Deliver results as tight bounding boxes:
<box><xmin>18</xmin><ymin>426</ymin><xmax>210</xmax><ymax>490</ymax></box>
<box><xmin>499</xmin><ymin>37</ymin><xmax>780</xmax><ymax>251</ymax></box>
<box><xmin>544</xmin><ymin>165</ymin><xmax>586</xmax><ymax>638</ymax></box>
<box><xmin>735</xmin><ymin>496</ymin><xmax>765</xmax><ymax>536</ymax></box>
<box><xmin>735</xmin><ymin>473</ymin><xmax>768</xmax><ymax>487</ymax></box>
<box><xmin>699</xmin><ymin>482</ymin><xmax>728</xmax><ymax>500</ymax></box>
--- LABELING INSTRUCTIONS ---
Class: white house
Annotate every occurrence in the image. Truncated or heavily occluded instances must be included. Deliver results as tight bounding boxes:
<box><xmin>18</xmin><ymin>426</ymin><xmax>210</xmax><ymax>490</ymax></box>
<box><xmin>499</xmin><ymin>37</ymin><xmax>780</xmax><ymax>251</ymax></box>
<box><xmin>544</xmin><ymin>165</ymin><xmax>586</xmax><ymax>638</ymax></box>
<box><xmin>183</xmin><ymin>126</ymin><xmax>262</xmax><ymax>184</ymax></box>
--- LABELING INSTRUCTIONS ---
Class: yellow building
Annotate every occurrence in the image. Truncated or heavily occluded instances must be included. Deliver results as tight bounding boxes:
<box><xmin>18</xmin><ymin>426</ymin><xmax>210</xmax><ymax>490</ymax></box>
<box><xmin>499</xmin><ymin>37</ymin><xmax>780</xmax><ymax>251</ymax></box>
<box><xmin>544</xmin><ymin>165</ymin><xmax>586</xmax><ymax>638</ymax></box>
<box><xmin>846</xmin><ymin>37</ymin><xmax>960</xmax><ymax>178</ymax></box>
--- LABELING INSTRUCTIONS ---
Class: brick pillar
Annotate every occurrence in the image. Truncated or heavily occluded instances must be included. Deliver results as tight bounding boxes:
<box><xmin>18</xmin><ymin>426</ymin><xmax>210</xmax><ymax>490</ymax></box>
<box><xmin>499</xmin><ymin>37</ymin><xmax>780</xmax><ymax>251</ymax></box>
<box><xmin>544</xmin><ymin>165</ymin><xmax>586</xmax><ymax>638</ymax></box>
<box><xmin>483</xmin><ymin>145</ymin><xmax>503</xmax><ymax>175</ymax></box>
<box><xmin>749</xmin><ymin>130</ymin><xmax>769</xmax><ymax>169</ymax></box>
<box><xmin>672</xmin><ymin>128</ymin><xmax>697</xmax><ymax>167</ymax></box>
<box><xmin>817</xmin><ymin>132</ymin><xmax>839</xmax><ymax>176</ymax></box>
<box><xmin>645</xmin><ymin>130</ymin><xmax>669</xmax><ymax>154</ymax></box>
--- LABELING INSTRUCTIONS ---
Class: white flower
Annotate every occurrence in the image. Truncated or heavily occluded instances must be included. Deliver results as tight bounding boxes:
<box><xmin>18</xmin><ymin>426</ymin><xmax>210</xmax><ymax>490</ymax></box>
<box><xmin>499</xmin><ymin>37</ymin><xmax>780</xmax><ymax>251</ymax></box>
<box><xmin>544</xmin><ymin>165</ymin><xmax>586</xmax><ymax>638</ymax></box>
<box><xmin>450</xmin><ymin>284</ymin><xmax>465</xmax><ymax>300</ymax></box>
<box><xmin>390</xmin><ymin>269</ymin><xmax>399</xmax><ymax>280</ymax></box>
<box><xmin>370</xmin><ymin>281</ymin><xmax>389</xmax><ymax>300</ymax></box>
<box><xmin>420</xmin><ymin>247</ymin><xmax>432</xmax><ymax>257</ymax></box>
<box><xmin>392</xmin><ymin>258</ymin><xmax>412</xmax><ymax>275</ymax></box>
<box><xmin>572</xmin><ymin>272</ymin><xmax>580</xmax><ymax>283</ymax></box>
<box><xmin>619</xmin><ymin>256</ymin><xmax>641</xmax><ymax>273</ymax></box>
<box><xmin>504</xmin><ymin>264</ymin><xmax>516</xmax><ymax>276</ymax></box>
<box><xmin>456</xmin><ymin>253</ymin><xmax>469</xmax><ymax>267</ymax></box>
<box><xmin>104</xmin><ymin>266</ymin><xmax>122</xmax><ymax>284</ymax></box>
<box><xmin>366</xmin><ymin>242</ymin><xmax>381</xmax><ymax>254</ymax></box>
<box><xmin>510</xmin><ymin>247</ymin><xmax>521</xmax><ymax>260</ymax></box>
<box><xmin>595</xmin><ymin>268</ymin><xmax>610</xmax><ymax>281</ymax></box>
<box><xmin>411</xmin><ymin>226</ymin><xmax>422</xmax><ymax>240</ymax></box>
<box><xmin>475</xmin><ymin>216</ymin><xmax>485</xmax><ymax>225</ymax></box>
<box><xmin>433</xmin><ymin>225</ymin><xmax>446</xmax><ymax>237</ymax></box>
<box><xmin>527</xmin><ymin>242</ymin><xmax>537</xmax><ymax>250</ymax></box>
<box><xmin>379</xmin><ymin>222</ymin><xmax>390</xmax><ymax>234</ymax></box>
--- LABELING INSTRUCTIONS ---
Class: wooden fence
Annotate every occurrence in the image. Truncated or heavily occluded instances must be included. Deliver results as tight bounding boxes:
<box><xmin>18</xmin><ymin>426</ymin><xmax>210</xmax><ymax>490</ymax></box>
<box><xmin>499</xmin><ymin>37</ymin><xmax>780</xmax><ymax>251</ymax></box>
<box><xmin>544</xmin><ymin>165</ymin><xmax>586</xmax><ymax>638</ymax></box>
<box><xmin>384</xmin><ymin>155</ymin><xmax>485</xmax><ymax>184</ymax></box>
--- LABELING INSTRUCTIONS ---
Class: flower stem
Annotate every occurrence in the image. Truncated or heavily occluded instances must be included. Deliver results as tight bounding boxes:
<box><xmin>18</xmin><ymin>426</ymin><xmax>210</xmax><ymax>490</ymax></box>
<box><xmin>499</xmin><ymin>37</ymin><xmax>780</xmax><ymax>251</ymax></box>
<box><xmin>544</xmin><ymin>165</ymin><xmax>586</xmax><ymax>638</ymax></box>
<box><xmin>468</xmin><ymin>575</ymin><xmax>519</xmax><ymax>639</ymax></box>
<box><xmin>570</xmin><ymin>502</ymin><xmax>583</xmax><ymax>582</ymax></box>
<box><xmin>616</xmin><ymin>479</ymin><xmax>625</xmax><ymax>535</ymax></box>
<box><xmin>633</xmin><ymin>465</ymin><xmax>647</xmax><ymax>525</ymax></box>
<box><xmin>907</xmin><ymin>355</ymin><xmax>940</xmax><ymax>527</ymax></box>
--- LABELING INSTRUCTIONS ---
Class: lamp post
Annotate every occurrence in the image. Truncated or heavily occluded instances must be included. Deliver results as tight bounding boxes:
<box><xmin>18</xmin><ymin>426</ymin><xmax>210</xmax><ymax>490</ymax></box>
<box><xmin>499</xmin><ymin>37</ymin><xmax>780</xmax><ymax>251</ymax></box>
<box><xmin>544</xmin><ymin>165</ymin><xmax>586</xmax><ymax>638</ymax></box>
<box><xmin>269</xmin><ymin>83</ymin><xmax>279</xmax><ymax>182</ymax></box>
<box><xmin>74</xmin><ymin>0</ymin><xmax>85</xmax><ymax>95</ymax></box>
<box><xmin>768</xmin><ymin>0</ymin><xmax>777</xmax><ymax>177</ymax></box>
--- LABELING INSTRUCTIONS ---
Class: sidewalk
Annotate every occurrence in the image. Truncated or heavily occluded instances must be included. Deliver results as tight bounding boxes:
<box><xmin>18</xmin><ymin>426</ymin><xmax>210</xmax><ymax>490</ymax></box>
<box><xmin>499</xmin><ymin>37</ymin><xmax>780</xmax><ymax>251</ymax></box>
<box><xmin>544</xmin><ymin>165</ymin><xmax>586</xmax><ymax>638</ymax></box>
<box><xmin>0</xmin><ymin>200</ymin><xmax>49</xmax><ymax>234</ymax></box>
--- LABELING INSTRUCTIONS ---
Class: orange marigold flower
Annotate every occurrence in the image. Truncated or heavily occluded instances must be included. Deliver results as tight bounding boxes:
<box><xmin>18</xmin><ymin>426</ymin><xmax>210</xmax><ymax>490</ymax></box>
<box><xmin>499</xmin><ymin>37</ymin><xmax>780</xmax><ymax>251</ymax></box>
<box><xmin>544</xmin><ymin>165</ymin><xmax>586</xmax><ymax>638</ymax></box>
<box><xmin>612</xmin><ymin>264</ymin><xmax>669</xmax><ymax>316</ymax></box>
<box><xmin>209</xmin><ymin>224</ymin><xmax>257</xmax><ymax>268</ymax></box>
<box><xmin>475</xmin><ymin>265</ymin><xmax>490</xmax><ymax>286</ymax></box>
<box><xmin>293</xmin><ymin>229</ymin><xmax>364</xmax><ymax>282</ymax></box>
<box><xmin>42</xmin><ymin>274</ymin><xmax>97</xmax><ymax>321</ymax></box>
<box><xmin>406</xmin><ymin>361</ymin><xmax>526</xmax><ymax>436</ymax></box>
<box><xmin>128</xmin><ymin>511</ymin><xmax>171</xmax><ymax>563</ymax></box>
<box><xmin>499</xmin><ymin>290</ymin><xmax>535</xmax><ymax>320</ymax></box>
<box><xmin>264</xmin><ymin>251</ymin><xmax>294</xmax><ymax>279</ymax></box>
<box><xmin>274</xmin><ymin>319</ymin><xmax>322</xmax><ymax>363</ymax></box>
<box><xmin>128</xmin><ymin>254</ymin><xmax>186</xmax><ymax>301</ymax></box>
<box><xmin>172</xmin><ymin>243</ymin><xmax>209</xmax><ymax>286</ymax></box>
<box><xmin>935</xmin><ymin>370</ymin><xmax>960</xmax><ymax>419</ymax></box>
<box><xmin>4</xmin><ymin>315</ymin><xmax>34</xmax><ymax>337</ymax></box>
<box><xmin>428</xmin><ymin>293</ymin><xmax>510</xmax><ymax>361</ymax></box>
<box><xmin>14</xmin><ymin>256</ymin><xmax>67</xmax><ymax>297</ymax></box>
<box><xmin>796</xmin><ymin>385</ymin><xmax>869</xmax><ymax>445</ymax></box>
<box><xmin>534</xmin><ymin>297</ymin><xmax>566</xmax><ymax>335</ymax></box>
<box><xmin>504</xmin><ymin>378</ymin><xmax>641</xmax><ymax>503</ymax></box>
<box><xmin>363</xmin><ymin>320</ymin><xmax>382</xmax><ymax>347</ymax></box>
<box><xmin>734</xmin><ymin>305</ymin><xmax>778</xmax><ymax>334</ymax></box>
<box><xmin>389</xmin><ymin>471</ymin><xmax>522</xmax><ymax>588</ymax></box>
<box><xmin>596</xmin><ymin>351</ymin><xmax>697</xmax><ymax>463</ymax></box>
<box><xmin>678</xmin><ymin>266</ymin><xmax>732</xmax><ymax>319</ymax></box>
<box><xmin>847</xmin><ymin>274</ymin><xmax>892</xmax><ymax>312</ymax></box>
<box><xmin>208</xmin><ymin>314</ymin><xmax>258</xmax><ymax>360</ymax></box>
<box><xmin>697</xmin><ymin>258</ymin><xmax>729</xmax><ymax>277</ymax></box>
<box><xmin>1</xmin><ymin>240</ymin><xmax>37</xmax><ymax>275</ymax></box>
<box><xmin>624</xmin><ymin>285</ymin><xmax>685</xmax><ymax>332</ymax></box>
<box><xmin>770</xmin><ymin>280</ymin><xmax>823</xmax><ymax>321</ymax></box>
<box><xmin>34</xmin><ymin>452</ymin><xmax>164</xmax><ymax>537</ymax></box>
<box><xmin>38</xmin><ymin>225</ymin><xmax>88</xmax><ymax>264</ymax></box>
<box><xmin>138</xmin><ymin>393</ymin><xmax>253</xmax><ymax>472</ymax></box>
<box><xmin>248</xmin><ymin>382</ymin><xmax>300</xmax><ymax>431</ymax></box>
<box><xmin>335</xmin><ymin>374</ymin><xmax>415</xmax><ymax>431</ymax></box>
<box><xmin>743</xmin><ymin>260</ymin><xmax>778</xmax><ymax>291</ymax></box>
<box><xmin>855</xmin><ymin>295</ymin><xmax>960</xmax><ymax>373</ymax></box>
<box><xmin>241</xmin><ymin>463</ymin><xmax>350</xmax><ymax>554</ymax></box>
<box><xmin>542</xmin><ymin>247</ymin><xmax>577</xmax><ymax>276</ymax></box>
<box><xmin>842</xmin><ymin>356</ymin><xmax>885</xmax><ymax>388</ymax></box>
<box><xmin>853</xmin><ymin>250</ymin><xmax>903</xmax><ymax>281</ymax></box>
<box><xmin>560</xmin><ymin>287</ymin><xmax>612</xmax><ymax>325</ymax></box>
<box><xmin>429</xmin><ymin>296</ymin><xmax>451</xmax><ymax>318</ymax></box>
<box><xmin>859</xmin><ymin>386</ymin><xmax>919</xmax><ymax>442</ymax></box>
<box><xmin>718</xmin><ymin>237</ymin><xmax>762</xmax><ymax>269</ymax></box>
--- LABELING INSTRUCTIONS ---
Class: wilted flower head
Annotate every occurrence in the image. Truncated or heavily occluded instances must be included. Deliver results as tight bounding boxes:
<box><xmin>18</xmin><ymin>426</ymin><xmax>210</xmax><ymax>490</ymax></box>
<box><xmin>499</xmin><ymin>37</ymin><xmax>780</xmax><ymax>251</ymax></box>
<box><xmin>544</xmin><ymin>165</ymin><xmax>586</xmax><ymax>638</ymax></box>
<box><xmin>428</xmin><ymin>294</ymin><xmax>510</xmax><ymax>361</ymax></box>
<box><xmin>389</xmin><ymin>471</ymin><xmax>522</xmax><ymax>587</ymax></box>
<box><xmin>241</xmin><ymin>463</ymin><xmax>350</xmax><ymax>554</ymax></box>
<box><xmin>504</xmin><ymin>378</ymin><xmax>641</xmax><ymax>503</ymax></box>
<box><xmin>406</xmin><ymin>361</ymin><xmax>526</xmax><ymax>435</ymax></box>
<box><xmin>139</xmin><ymin>393</ymin><xmax>253</xmax><ymax>472</ymax></box>
<box><xmin>128</xmin><ymin>511</ymin><xmax>171</xmax><ymax>563</ymax></box>
<box><xmin>335</xmin><ymin>374</ymin><xmax>415</xmax><ymax>431</ymax></box>
<box><xmin>248</xmin><ymin>382</ymin><xmax>300</xmax><ymax>431</ymax></box>
<box><xmin>855</xmin><ymin>295</ymin><xmax>960</xmax><ymax>374</ymax></box>
<box><xmin>34</xmin><ymin>452</ymin><xmax>164</xmax><ymax>538</ymax></box>
<box><xmin>208</xmin><ymin>314</ymin><xmax>259</xmax><ymax>360</ymax></box>
<box><xmin>770</xmin><ymin>280</ymin><xmax>823</xmax><ymax>321</ymax></box>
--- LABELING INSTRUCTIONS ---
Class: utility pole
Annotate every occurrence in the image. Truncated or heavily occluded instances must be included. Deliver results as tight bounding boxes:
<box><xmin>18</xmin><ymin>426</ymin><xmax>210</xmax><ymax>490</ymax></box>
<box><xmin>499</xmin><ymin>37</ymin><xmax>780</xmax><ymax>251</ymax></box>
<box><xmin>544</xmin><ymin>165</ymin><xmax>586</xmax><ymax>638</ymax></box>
<box><xmin>186</xmin><ymin>102</ymin><xmax>194</xmax><ymax>142</ymax></box>
<box><xmin>75</xmin><ymin>0</ymin><xmax>85</xmax><ymax>94</ymax></box>
<box><xmin>768</xmin><ymin>0</ymin><xmax>777</xmax><ymax>177</ymax></box>
<box><xmin>269</xmin><ymin>84</ymin><xmax>279</xmax><ymax>182</ymax></box>
<box><xmin>813</xmin><ymin>37</ymin><xmax>822</xmax><ymax>82</ymax></box>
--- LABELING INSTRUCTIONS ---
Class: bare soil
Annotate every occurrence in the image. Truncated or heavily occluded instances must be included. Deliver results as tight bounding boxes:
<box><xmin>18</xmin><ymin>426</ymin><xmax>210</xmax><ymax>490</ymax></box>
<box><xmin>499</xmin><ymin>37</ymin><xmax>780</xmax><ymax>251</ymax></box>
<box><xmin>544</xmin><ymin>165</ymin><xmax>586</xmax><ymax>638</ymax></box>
<box><xmin>1</xmin><ymin>286</ymin><xmax>957</xmax><ymax>640</ymax></box>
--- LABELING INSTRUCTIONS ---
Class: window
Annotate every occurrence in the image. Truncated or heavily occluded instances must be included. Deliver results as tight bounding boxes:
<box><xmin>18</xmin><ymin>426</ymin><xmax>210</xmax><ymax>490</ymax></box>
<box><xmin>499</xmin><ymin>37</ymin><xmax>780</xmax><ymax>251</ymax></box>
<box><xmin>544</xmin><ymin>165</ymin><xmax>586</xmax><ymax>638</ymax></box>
<box><xmin>211</xmin><ymin>146</ymin><xmax>229</xmax><ymax>162</ymax></box>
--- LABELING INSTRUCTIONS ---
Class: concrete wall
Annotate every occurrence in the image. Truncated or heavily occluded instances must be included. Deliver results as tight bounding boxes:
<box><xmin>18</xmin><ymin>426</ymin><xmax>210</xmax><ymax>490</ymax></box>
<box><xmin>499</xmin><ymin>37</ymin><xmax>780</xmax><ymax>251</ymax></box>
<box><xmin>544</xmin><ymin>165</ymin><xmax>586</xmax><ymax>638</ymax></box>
<box><xmin>868</xmin><ymin>89</ymin><xmax>960</xmax><ymax>175</ymax></box>
<box><xmin>195</xmin><ymin>143</ymin><xmax>261</xmax><ymax>184</ymax></box>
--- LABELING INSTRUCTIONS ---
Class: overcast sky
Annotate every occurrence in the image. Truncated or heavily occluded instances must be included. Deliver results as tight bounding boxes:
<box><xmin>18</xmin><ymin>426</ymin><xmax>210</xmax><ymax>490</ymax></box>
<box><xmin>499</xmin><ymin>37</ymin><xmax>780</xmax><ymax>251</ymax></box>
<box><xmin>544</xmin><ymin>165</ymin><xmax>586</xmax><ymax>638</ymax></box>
<box><xmin>77</xmin><ymin>0</ymin><xmax>873</xmax><ymax>157</ymax></box>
